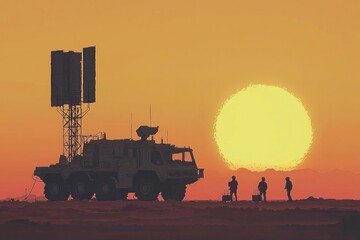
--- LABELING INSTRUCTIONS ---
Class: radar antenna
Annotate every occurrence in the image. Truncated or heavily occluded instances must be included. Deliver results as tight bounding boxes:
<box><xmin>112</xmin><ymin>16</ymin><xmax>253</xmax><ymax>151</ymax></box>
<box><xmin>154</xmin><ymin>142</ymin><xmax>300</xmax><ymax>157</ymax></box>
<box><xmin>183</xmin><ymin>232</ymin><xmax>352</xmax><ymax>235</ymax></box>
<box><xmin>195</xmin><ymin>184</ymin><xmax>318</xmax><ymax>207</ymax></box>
<box><xmin>51</xmin><ymin>46</ymin><xmax>96</xmax><ymax>163</ymax></box>
<box><xmin>136</xmin><ymin>126</ymin><xmax>159</xmax><ymax>141</ymax></box>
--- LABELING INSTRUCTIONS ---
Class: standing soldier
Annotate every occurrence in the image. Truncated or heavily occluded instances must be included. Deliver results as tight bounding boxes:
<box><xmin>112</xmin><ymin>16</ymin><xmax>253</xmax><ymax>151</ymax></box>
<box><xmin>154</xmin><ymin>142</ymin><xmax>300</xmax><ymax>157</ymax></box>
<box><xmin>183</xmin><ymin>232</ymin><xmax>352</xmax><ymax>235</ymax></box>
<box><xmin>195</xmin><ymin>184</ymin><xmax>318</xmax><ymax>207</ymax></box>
<box><xmin>258</xmin><ymin>177</ymin><xmax>268</xmax><ymax>202</ymax></box>
<box><xmin>285</xmin><ymin>177</ymin><xmax>293</xmax><ymax>202</ymax></box>
<box><xmin>228</xmin><ymin>176</ymin><xmax>238</xmax><ymax>202</ymax></box>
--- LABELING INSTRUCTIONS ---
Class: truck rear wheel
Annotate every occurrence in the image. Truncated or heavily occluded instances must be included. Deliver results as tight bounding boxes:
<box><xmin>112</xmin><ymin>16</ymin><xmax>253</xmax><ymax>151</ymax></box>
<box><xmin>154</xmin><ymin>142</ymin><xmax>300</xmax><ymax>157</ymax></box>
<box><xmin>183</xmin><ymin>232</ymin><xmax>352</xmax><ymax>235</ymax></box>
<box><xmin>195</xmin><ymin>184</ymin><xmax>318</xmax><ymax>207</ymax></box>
<box><xmin>115</xmin><ymin>190</ymin><xmax>128</xmax><ymax>200</ymax></box>
<box><xmin>95</xmin><ymin>177</ymin><xmax>116</xmax><ymax>201</ymax></box>
<box><xmin>70</xmin><ymin>177</ymin><xmax>94</xmax><ymax>200</ymax></box>
<box><xmin>135</xmin><ymin>177</ymin><xmax>159</xmax><ymax>201</ymax></box>
<box><xmin>161</xmin><ymin>185</ymin><xmax>186</xmax><ymax>201</ymax></box>
<box><xmin>44</xmin><ymin>178</ymin><xmax>69</xmax><ymax>201</ymax></box>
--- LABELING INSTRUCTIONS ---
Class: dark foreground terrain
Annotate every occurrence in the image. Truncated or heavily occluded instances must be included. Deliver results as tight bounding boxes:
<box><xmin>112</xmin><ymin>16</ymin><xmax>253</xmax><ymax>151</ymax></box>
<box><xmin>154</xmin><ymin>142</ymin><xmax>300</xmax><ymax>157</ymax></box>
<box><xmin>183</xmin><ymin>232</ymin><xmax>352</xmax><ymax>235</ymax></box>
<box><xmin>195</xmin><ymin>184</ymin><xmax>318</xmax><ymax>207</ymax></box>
<box><xmin>0</xmin><ymin>199</ymin><xmax>359</xmax><ymax>240</ymax></box>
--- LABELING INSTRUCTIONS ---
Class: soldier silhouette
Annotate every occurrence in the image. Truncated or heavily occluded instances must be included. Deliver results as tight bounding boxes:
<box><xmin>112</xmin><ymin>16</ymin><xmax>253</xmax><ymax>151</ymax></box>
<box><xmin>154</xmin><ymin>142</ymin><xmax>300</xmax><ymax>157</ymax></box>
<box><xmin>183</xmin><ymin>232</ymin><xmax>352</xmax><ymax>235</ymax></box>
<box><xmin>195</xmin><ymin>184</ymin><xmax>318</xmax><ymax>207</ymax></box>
<box><xmin>258</xmin><ymin>177</ymin><xmax>268</xmax><ymax>202</ymax></box>
<box><xmin>285</xmin><ymin>177</ymin><xmax>293</xmax><ymax>202</ymax></box>
<box><xmin>228</xmin><ymin>176</ymin><xmax>238</xmax><ymax>201</ymax></box>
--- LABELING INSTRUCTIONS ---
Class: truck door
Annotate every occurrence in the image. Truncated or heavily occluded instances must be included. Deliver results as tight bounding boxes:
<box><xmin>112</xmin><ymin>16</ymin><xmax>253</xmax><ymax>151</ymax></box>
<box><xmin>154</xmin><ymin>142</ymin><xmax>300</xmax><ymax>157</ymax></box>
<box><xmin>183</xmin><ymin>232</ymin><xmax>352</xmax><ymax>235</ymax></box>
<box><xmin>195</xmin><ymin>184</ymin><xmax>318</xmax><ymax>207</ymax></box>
<box><xmin>150</xmin><ymin>150</ymin><xmax>167</xmax><ymax>181</ymax></box>
<box><xmin>114</xmin><ymin>144</ymin><xmax>135</xmax><ymax>188</ymax></box>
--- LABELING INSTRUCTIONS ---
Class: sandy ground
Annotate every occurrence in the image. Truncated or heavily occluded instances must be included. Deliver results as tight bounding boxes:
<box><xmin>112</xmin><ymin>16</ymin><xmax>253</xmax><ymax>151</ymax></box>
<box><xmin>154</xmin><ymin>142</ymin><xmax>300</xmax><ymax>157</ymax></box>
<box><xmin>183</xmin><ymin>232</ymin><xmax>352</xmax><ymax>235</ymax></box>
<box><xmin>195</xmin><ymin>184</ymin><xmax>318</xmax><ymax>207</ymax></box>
<box><xmin>0</xmin><ymin>199</ymin><xmax>359</xmax><ymax>240</ymax></box>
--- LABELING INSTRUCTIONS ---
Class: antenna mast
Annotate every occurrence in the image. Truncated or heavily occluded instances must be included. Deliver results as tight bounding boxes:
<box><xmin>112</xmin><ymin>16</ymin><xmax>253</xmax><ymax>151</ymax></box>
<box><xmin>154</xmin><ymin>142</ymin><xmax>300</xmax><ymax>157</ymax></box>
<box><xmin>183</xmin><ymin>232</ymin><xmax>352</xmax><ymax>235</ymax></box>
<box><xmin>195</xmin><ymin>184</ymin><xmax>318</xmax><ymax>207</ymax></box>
<box><xmin>51</xmin><ymin>47</ymin><xmax>96</xmax><ymax>163</ymax></box>
<box><xmin>131</xmin><ymin>112</ymin><xmax>133</xmax><ymax>139</ymax></box>
<box><xmin>150</xmin><ymin>104</ymin><xmax>152</xmax><ymax>127</ymax></box>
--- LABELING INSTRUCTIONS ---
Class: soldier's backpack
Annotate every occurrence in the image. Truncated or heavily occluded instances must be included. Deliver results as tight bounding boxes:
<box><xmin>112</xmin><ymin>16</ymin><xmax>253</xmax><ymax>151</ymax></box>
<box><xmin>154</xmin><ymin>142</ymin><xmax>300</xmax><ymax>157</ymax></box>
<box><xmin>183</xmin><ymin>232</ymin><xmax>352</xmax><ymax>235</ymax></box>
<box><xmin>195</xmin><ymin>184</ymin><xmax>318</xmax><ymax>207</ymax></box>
<box><xmin>252</xmin><ymin>190</ymin><xmax>261</xmax><ymax>202</ymax></box>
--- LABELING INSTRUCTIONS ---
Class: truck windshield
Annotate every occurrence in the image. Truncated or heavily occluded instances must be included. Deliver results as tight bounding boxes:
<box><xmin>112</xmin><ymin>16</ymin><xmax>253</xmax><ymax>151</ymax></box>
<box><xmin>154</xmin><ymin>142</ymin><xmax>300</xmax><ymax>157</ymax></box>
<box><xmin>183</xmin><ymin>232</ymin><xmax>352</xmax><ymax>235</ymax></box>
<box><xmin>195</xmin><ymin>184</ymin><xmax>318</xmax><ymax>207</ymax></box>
<box><xmin>163</xmin><ymin>150</ymin><xmax>194</xmax><ymax>163</ymax></box>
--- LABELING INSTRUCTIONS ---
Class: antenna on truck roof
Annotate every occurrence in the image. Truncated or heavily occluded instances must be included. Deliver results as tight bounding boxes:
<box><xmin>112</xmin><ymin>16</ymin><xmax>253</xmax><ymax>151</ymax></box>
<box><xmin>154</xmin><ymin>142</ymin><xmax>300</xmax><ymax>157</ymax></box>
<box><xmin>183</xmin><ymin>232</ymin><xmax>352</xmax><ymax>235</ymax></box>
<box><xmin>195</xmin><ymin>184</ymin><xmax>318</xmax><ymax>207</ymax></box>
<box><xmin>150</xmin><ymin>104</ymin><xmax>152</xmax><ymax>127</ymax></box>
<box><xmin>130</xmin><ymin>112</ymin><xmax>133</xmax><ymax>140</ymax></box>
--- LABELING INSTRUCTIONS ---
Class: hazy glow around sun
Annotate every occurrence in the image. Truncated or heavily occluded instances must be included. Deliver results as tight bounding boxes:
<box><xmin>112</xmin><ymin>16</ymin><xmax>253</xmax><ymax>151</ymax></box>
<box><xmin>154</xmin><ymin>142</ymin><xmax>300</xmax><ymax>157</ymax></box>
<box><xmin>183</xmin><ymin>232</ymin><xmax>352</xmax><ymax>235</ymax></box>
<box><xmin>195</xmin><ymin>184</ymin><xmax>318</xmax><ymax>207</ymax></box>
<box><xmin>214</xmin><ymin>84</ymin><xmax>313</xmax><ymax>171</ymax></box>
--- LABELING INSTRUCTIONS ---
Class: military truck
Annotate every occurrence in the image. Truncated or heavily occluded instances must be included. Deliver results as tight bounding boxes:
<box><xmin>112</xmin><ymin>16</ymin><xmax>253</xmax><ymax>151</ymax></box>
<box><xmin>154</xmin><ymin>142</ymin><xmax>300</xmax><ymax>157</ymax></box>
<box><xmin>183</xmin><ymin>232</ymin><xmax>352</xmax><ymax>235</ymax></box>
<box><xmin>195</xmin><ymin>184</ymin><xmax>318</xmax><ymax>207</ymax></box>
<box><xmin>34</xmin><ymin>126</ymin><xmax>204</xmax><ymax>201</ymax></box>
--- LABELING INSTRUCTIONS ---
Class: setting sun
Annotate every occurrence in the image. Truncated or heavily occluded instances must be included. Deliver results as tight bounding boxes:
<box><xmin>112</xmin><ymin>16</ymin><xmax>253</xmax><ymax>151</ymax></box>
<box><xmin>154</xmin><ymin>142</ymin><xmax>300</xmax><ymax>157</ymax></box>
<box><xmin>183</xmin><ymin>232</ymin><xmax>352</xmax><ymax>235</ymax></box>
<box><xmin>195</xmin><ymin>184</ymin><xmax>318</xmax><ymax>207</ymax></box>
<box><xmin>214</xmin><ymin>84</ymin><xmax>313</xmax><ymax>171</ymax></box>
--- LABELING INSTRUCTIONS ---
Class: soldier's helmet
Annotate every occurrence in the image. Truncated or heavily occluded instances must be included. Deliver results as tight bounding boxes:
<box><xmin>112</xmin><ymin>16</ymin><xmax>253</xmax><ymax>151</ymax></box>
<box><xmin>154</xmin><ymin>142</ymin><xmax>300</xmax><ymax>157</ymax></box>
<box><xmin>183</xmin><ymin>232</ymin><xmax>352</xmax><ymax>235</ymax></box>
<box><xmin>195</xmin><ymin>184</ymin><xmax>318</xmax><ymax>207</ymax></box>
<box><xmin>232</xmin><ymin>176</ymin><xmax>236</xmax><ymax>180</ymax></box>
<box><xmin>261</xmin><ymin>177</ymin><xmax>265</xmax><ymax>181</ymax></box>
<box><xmin>285</xmin><ymin>177</ymin><xmax>290</xmax><ymax>181</ymax></box>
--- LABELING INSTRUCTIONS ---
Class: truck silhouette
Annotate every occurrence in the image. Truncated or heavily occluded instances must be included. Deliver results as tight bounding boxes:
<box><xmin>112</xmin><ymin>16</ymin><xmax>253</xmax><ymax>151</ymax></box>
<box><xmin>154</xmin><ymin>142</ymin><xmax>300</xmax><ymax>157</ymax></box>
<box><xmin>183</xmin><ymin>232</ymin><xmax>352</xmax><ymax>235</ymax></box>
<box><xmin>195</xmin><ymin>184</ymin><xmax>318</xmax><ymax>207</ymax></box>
<box><xmin>34</xmin><ymin>126</ymin><xmax>204</xmax><ymax>201</ymax></box>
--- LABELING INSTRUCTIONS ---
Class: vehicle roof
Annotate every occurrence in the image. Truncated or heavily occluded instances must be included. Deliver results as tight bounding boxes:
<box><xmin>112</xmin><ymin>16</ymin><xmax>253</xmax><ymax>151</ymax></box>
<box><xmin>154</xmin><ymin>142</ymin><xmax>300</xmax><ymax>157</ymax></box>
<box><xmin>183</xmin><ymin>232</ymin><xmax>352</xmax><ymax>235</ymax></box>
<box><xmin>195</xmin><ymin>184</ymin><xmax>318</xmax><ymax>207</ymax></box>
<box><xmin>86</xmin><ymin>139</ymin><xmax>192</xmax><ymax>152</ymax></box>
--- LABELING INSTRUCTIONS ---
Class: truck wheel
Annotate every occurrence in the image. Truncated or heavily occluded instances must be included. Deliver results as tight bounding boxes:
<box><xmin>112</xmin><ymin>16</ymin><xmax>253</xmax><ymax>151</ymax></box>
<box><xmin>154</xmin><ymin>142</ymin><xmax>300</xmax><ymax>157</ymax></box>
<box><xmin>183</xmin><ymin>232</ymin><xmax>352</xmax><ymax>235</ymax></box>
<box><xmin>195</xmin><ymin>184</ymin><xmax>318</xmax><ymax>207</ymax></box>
<box><xmin>71</xmin><ymin>177</ymin><xmax>94</xmax><ymax>200</ymax></box>
<box><xmin>95</xmin><ymin>177</ymin><xmax>116</xmax><ymax>201</ymax></box>
<box><xmin>161</xmin><ymin>185</ymin><xmax>186</xmax><ymax>201</ymax></box>
<box><xmin>135</xmin><ymin>177</ymin><xmax>159</xmax><ymax>201</ymax></box>
<box><xmin>44</xmin><ymin>178</ymin><xmax>69</xmax><ymax>201</ymax></box>
<box><xmin>115</xmin><ymin>190</ymin><xmax>128</xmax><ymax>200</ymax></box>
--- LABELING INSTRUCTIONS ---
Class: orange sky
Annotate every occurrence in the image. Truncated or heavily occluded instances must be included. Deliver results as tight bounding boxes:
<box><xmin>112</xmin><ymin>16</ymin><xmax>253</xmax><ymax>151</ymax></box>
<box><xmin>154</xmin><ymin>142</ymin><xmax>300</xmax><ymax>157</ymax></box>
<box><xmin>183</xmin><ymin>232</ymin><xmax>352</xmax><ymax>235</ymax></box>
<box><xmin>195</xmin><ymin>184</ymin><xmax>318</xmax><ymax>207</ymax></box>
<box><xmin>1</xmin><ymin>0</ymin><xmax>360</xmax><ymax>199</ymax></box>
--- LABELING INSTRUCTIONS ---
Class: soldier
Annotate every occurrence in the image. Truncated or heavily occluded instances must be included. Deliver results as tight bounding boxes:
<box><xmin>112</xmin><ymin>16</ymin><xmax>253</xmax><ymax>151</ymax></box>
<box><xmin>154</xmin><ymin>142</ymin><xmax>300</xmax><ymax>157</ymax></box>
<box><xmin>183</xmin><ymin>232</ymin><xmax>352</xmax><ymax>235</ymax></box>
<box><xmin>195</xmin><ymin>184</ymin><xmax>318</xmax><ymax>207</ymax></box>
<box><xmin>285</xmin><ymin>177</ymin><xmax>293</xmax><ymax>202</ymax></box>
<box><xmin>228</xmin><ymin>176</ymin><xmax>238</xmax><ymax>201</ymax></box>
<box><xmin>258</xmin><ymin>177</ymin><xmax>268</xmax><ymax>202</ymax></box>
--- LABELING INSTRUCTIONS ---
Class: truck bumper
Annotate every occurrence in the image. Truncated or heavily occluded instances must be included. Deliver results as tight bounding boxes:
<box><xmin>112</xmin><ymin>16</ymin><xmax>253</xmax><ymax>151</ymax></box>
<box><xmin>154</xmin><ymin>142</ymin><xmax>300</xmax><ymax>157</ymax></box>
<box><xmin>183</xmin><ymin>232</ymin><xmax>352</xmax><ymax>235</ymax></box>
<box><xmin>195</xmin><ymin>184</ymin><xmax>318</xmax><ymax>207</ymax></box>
<box><xmin>198</xmin><ymin>168</ymin><xmax>204</xmax><ymax>178</ymax></box>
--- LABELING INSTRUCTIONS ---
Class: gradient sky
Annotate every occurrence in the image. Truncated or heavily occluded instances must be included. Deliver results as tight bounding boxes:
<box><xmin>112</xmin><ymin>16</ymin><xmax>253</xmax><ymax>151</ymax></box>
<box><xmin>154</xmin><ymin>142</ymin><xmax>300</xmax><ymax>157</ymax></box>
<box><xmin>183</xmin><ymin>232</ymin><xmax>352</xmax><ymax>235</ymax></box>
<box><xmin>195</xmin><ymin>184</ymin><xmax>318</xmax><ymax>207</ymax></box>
<box><xmin>1</xmin><ymin>0</ymin><xmax>360</xmax><ymax>199</ymax></box>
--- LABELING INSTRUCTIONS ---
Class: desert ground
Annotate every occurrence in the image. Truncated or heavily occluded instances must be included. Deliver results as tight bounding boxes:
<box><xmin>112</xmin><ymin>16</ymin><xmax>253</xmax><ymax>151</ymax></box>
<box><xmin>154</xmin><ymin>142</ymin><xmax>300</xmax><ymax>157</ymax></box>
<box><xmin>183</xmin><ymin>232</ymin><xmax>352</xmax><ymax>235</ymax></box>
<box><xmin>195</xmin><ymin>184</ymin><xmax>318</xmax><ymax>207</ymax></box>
<box><xmin>0</xmin><ymin>199</ymin><xmax>359</xmax><ymax>240</ymax></box>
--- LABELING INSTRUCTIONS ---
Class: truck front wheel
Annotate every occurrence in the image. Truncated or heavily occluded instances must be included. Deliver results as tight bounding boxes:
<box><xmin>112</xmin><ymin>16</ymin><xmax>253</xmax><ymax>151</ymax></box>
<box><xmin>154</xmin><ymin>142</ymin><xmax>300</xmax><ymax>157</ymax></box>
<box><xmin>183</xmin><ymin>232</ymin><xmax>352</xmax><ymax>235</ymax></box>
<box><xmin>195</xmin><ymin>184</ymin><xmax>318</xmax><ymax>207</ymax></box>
<box><xmin>135</xmin><ymin>177</ymin><xmax>159</xmax><ymax>201</ymax></box>
<box><xmin>44</xmin><ymin>178</ymin><xmax>69</xmax><ymax>201</ymax></box>
<box><xmin>161</xmin><ymin>185</ymin><xmax>186</xmax><ymax>201</ymax></box>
